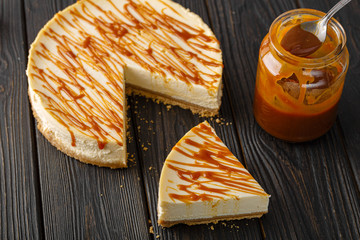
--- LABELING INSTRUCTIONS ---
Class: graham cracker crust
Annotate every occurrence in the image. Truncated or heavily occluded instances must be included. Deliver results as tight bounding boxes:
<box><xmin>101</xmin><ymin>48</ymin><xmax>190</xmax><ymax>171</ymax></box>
<box><xmin>126</xmin><ymin>83</ymin><xmax>220</xmax><ymax>117</ymax></box>
<box><xmin>158</xmin><ymin>211</ymin><xmax>267</xmax><ymax>228</ymax></box>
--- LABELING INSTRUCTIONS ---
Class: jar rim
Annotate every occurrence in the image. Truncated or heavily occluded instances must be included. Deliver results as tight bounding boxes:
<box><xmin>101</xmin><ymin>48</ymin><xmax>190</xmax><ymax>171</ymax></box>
<box><xmin>269</xmin><ymin>8</ymin><xmax>347</xmax><ymax>67</ymax></box>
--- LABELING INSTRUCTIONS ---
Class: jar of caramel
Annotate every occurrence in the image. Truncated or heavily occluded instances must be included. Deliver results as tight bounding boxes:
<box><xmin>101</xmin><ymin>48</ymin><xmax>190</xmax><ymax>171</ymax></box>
<box><xmin>253</xmin><ymin>9</ymin><xmax>349</xmax><ymax>142</ymax></box>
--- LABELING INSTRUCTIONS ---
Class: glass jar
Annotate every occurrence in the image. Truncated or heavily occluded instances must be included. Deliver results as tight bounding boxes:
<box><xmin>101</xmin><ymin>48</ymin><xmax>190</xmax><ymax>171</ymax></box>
<box><xmin>253</xmin><ymin>9</ymin><xmax>349</xmax><ymax>142</ymax></box>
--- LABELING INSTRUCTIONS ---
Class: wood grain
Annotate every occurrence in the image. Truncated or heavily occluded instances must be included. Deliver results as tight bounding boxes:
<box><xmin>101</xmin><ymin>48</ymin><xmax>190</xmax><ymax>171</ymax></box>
<box><xmin>206</xmin><ymin>0</ymin><xmax>360</xmax><ymax>238</ymax></box>
<box><xmin>130</xmin><ymin>0</ymin><xmax>264</xmax><ymax>239</ymax></box>
<box><xmin>298</xmin><ymin>0</ymin><xmax>360</xmax><ymax>238</ymax></box>
<box><xmin>0</xmin><ymin>0</ymin><xmax>358</xmax><ymax>239</ymax></box>
<box><xmin>299</xmin><ymin>0</ymin><xmax>360</xmax><ymax>202</ymax></box>
<box><xmin>0</xmin><ymin>0</ymin><xmax>43</xmax><ymax>239</ymax></box>
<box><xmin>24</xmin><ymin>0</ymin><xmax>150</xmax><ymax>239</ymax></box>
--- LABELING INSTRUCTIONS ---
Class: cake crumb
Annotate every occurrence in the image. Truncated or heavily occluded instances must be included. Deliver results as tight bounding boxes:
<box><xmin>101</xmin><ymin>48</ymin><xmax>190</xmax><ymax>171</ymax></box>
<box><xmin>166</xmin><ymin>105</ymin><xmax>172</xmax><ymax>111</ymax></box>
<box><xmin>215</xmin><ymin>118</ymin><xmax>221</xmax><ymax>123</ymax></box>
<box><xmin>126</xmin><ymin>131</ymin><xmax>133</xmax><ymax>143</ymax></box>
<box><xmin>120</xmin><ymin>185</ymin><xmax>123</xmax><ymax>188</ymax></box>
<box><xmin>210</xmin><ymin>225</ymin><xmax>214</xmax><ymax>230</ymax></box>
<box><xmin>148</xmin><ymin>219</ymin><xmax>152</xmax><ymax>224</ymax></box>
<box><xmin>149</xmin><ymin>166</ymin><xmax>153</xmax><ymax>170</ymax></box>
<box><xmin>156</xmin><ymin>235</ymin><xmax>160</xmax><ymax>238</ymax></box>
<box><xmin>128</xmin><ymin>153</ymin><xmax>136</xmax><ymax>163</ymax></box>
<box><xmin>149</xmin><ymin>226</ymin><xmax>154</xmax><ymax>234</ymax></box>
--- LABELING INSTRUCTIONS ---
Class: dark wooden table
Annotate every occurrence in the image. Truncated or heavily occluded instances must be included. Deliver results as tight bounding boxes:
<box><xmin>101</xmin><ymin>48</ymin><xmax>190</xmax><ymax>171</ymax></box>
<box><xmin>1</xmin><ymin>0</ymin><xmax>360</xmax><ymax>239</ymax></box>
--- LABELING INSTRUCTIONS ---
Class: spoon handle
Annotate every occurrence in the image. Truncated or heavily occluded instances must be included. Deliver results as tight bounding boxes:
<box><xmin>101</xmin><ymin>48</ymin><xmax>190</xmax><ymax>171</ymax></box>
<box><xmin>321</xmin><ymin>0</ymin><xmax>351</xmax><ymax>26</ymax></box>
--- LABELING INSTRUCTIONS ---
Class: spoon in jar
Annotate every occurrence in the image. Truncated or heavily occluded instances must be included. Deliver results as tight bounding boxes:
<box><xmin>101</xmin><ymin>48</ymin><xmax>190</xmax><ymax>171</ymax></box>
<box><xmin>281</xmin><ymin>0</ymin><xmax>351</xmax><ymax>57</ymax></box>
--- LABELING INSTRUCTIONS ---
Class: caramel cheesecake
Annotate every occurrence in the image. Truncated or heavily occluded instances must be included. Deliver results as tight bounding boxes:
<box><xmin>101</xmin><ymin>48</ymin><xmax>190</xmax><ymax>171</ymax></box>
<box><xmin>27</xmin><ymin>0</ymin><xmax>223</xmax><ymax>168</ymax></box>
<box><xmin>157</xmin><ymin>121</ymin><xmax>270</xmax><ymax>227</ymax></box>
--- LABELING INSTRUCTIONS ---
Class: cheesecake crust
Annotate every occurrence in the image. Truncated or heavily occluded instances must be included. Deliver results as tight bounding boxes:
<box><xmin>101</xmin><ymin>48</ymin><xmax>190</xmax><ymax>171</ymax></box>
<box><xmin>126</xmin><ymin>84</ymin><xmax>221</xmax><ymax>117</ymax></box>
<box><xmin>158</xmin><ymin>211</ymin><xmax>267</xmax><ymax>227</ymax></box>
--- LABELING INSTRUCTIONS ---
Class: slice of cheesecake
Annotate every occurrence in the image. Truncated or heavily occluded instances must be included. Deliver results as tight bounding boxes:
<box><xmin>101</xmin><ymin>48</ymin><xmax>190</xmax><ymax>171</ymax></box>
<box><xmin>27</xmin><ymin>0</ymin><xmax>223</xmax><ymax>168</ymax></box>
<box><xmin>157</xmin><ymin>121</ymin><xmax>270</xmax><ymax>227</ymax></box>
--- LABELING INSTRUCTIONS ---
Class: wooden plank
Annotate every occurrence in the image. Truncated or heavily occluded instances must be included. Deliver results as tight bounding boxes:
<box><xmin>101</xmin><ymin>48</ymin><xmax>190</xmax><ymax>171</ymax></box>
<box><xmin>206</xmin><ymin>0</ymin><xmax>360</xmax><ymax>239</ymax></box>
<box><xmin>0</xmin><ymin>0</ymin><xmax>44</xmax><ymax>239</ymax></box>
<box><xmin>299</xmin><ymin>0</ymin><xmax>360</xmax><ymax>199</ymax></box>
<box><xmin>297</xmin><ymin>0</ymin><xmax>360</xmax><ymax>236</ymax></box>
<box><xmin>338</xmin><ymin>3</ymin><xmax>360</xmax><ymax>189</ymax></box>
<box><xmin>24</xmin><ymin>0</ymin><xmax>150</xmax><ymax>238</ymax></box>
<box><xmin>130</xmin><ymin>0</ymin><xmax>263</xmax><ymax>239</ymax></box>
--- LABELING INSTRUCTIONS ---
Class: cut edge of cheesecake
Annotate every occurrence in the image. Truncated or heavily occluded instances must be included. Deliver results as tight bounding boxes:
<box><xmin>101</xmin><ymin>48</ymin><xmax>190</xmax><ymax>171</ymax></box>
<box><xmin>126</xmin><ymin>82</ymin><xmax>222</xmax><ymax>117</ymax></box>
<box><xmin>157</xmin><ymin>121</ymin><xmax>270</xmax><ymax>227</ymax></box>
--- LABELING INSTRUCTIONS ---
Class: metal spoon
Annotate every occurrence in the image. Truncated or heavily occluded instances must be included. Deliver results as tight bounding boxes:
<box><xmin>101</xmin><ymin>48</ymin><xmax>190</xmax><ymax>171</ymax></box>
<box><xmin>300</xmin><ymin>0</ymin><xmax>351</xmax><ymax>43</ymax></box>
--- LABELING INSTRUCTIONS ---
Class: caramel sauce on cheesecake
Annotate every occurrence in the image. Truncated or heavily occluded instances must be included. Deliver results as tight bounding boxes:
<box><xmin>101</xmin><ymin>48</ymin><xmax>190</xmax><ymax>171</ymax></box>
<box><xmin>28</xmin><ymin>0</ymin><xmax>222</xmax><ymax>149</ymax></box>
<box><xmin>166</xmin><ymin>123</ymin><xmax>268</xmax><ymax>203</ymax></box>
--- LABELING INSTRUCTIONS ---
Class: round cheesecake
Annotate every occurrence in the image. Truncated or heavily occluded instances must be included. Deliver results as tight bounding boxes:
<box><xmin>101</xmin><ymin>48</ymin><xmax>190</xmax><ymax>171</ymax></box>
<box><xmin>27</xmin><ymin>0</ymin><xmax>223</xmax><ymax>168</ymax></box>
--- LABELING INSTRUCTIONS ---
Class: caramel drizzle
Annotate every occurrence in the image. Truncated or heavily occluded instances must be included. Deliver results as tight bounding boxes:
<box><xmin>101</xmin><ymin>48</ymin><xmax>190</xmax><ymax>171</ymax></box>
<box><xmin>167</xmin><ymin>123</ymin><xmax>267</xmax><ymax>203</ymax></box>
<box><xmin>29</xmin><ymin>0</ymin><xmax>222</xmax><ymax>148</ymax></box>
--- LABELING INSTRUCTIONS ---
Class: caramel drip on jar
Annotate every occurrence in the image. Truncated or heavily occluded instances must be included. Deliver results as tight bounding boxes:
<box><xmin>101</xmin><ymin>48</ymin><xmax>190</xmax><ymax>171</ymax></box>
<box><xmin>29</xmin><ymin>0</ymin><xmax>222</xmax><ymax>148</ymax></box>
<box><xmin>167</xmin><ymin>123</ymin><xmax>267</xmax><ymax>203</ymax></box>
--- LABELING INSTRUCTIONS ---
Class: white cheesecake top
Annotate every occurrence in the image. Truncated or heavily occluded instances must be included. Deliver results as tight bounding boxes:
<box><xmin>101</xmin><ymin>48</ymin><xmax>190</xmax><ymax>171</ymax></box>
<box><xmin>27</xmin><ymin>0</ymin><xmax>222</xmax><ymax>149</ymax></box>
<box><xmin>159</xmin><ymin>121</ymin><xmax>269</xmax><ymax>204</ymax></box>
